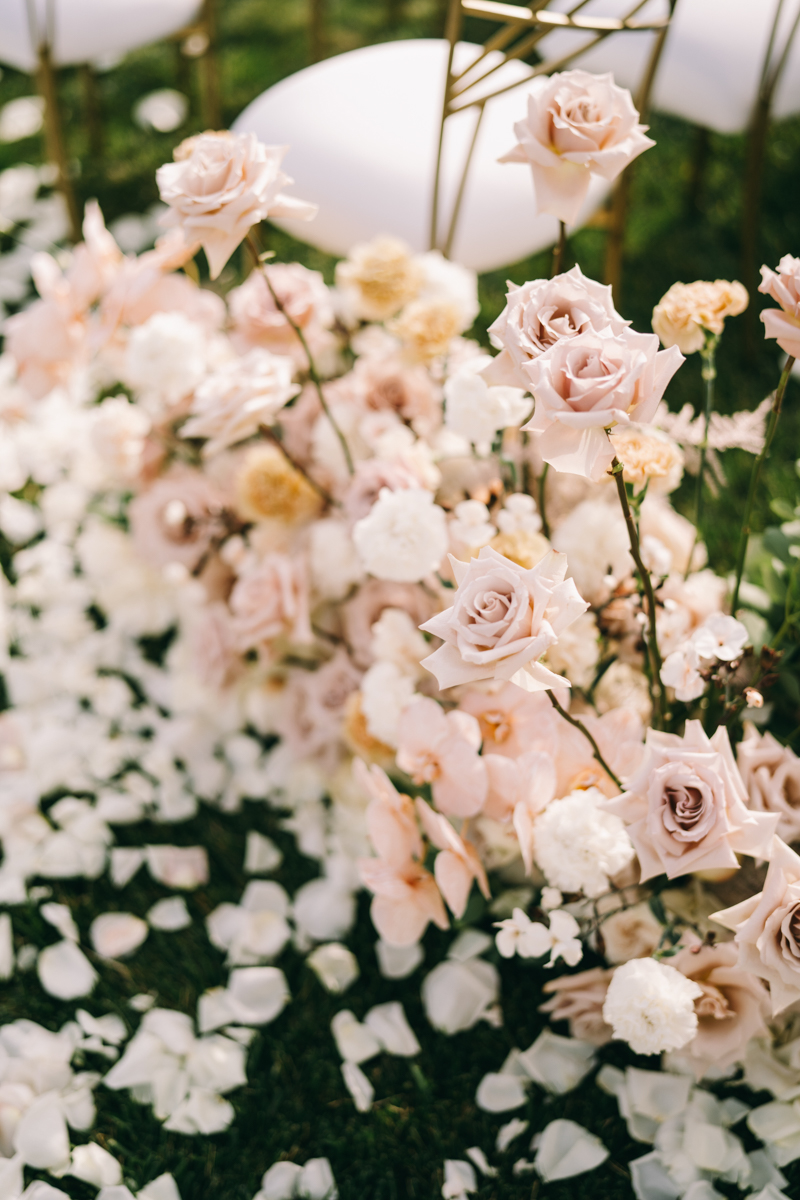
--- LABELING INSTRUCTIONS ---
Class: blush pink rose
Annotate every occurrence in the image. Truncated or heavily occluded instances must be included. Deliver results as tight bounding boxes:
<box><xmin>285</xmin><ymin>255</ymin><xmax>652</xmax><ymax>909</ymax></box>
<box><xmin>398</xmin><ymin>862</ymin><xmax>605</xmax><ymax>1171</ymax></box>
<box><xmin>539</xmin><ymin>967</ymin><xmax>615</xmax><ymax>1045</ymax></box>
<box><xmin>181</xmin><ymin>349</ymin><xmax>300</xmax><ymax>456</ymax></box>
<box><xmin>759</xmin><ymin>254</ymin><xmax>800</xmax><ymax>358</ymax></box>
<box><xmin>498</xmin><ymin>70</ymin><xmax>654</xmax><ymax>225</ymax></box>
<box><xmin>229</xmin><ymin>262</ymin><xmax>334</xmax><ymax>367</ymax></box>
<box><xmin>605</xmin><ymin>720</ymin><xmax>778</xmax><ymax>882</ymax></box>
<box><xmin>229</xmin><ymin>553</ymin><xmax>312</xmax><ymax>651</ymax></box>
<box><xmin>670</xmin><ymin>935</ymin><xmax>770</xmax><ymax>1077</ymax></box>
<box><xmin>395</xmin><ymin>696</ymin><xmax>487</xmax><ymax>818</ymax></box>
<box><xmin>156</xmin><ymin>132</ymin><xmax>317</xmax><ymax>279</ymax></box>
<box><xmin>129</xmin><ymin>465</ymin><xmax>228</xmax><ymax>572</ymax></box>
<box><xmin>342</xmin><ymin>579</ymin><xmax>438</xmax><ymax>669</ymax></box>
<box><xmin>713</xmin><ymin>837</ymin><xmax>800</xmax><ymax>1016</ymax></box>
<box><xmin>737</xmin><ymin>722</ymin><xmax>800</xmax><ymax>846</ymax></box>
<box><xmin>276</xmin><ymin>650</ymin><xmax>362</xmax><ymax>764</ymax></box>
<box><xmin>420</xmin><ymin>545</ymin><xmax>588</xmax><ymax>691</ymax></box>
<box><xmin>521</xmin><ymin>327</ymin><xmax>683</xmax><ymax>481</ymax></box>
<box><xmin>483</xmin><ymin>265</ymin><xmax>628</xmax><ymax>390</ymax></box>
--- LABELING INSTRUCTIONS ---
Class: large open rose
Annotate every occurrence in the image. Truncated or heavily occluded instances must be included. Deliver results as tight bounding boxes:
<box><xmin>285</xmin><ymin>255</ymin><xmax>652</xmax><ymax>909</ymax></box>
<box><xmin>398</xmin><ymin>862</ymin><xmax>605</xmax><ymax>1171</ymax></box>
<box><xmin>713</xmin><ymin>837</ymin><xmax>800</xmax><ymax>1016</ymax></box>
<box><xmin>522</xmin><ymin>326</ymin><xmax>683</xmax><ymax>481</ymax></box>
<box><xmin>759</xmin><ymin>254</ymin><xmax>800</xmax><ymax>358</ymax></box>
<box><xmin>419</xmin><ymin>545</ymin><xmax>588</xmax><ymax>691</ymax></box>
<box><xmin>604</xmin><ymin>720</ymin><xmax>778</xmax><ymax>881</ymax></box>
<box><xmin>482</xmin><ymin>266</ymin><xmax>628</xmax><ymax>389</ymax></box>
<box><xmin>157</xmin><ymin>131</ymin><xmax>317</xmax><ymax>279</ymax></box>
<box><xmin>499</xmin><ymin>70</ymin><xmax>654</xmax><ymax>225</ymax></box>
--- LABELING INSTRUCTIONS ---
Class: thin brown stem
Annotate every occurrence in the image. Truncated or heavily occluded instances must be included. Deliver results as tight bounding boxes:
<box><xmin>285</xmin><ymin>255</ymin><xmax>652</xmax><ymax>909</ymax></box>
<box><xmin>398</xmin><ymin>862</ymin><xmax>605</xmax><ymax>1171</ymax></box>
<box><xmin>684</xmin><ymin>334</ymin><xmax>719</xmax><ymax>580</ymax></box>
<box><xmin>551</xmin><ymin>220</ymin><xmax>566</xmax><ymax>278</ymax></box>
<box><xmin>259</xmin><ymin>423</ymin><xmax>338</xmax><ymax>508</ymax></box>
<box><xmin>548</xmin><ymin>690</ymin><xmax>623</xmax><ymax>792</ymax></box>
<box><xmin>731</xmin><ymin>355</ymin><xmax>795</xmax><ymax>615</ymax></box>
<box><xmin>538</xmin><ymin>461</ymin><xmax>550</xmax><ymax>539</ymax></box>
<box><xmin>611</xmin><ymin>455</ymin><xmax>665</xmax><ymax>728</ymax></box>
<box><xmin>245</xmin><ymin>233</ymin><xmax>355</xmax><ymax>475</ymax></box>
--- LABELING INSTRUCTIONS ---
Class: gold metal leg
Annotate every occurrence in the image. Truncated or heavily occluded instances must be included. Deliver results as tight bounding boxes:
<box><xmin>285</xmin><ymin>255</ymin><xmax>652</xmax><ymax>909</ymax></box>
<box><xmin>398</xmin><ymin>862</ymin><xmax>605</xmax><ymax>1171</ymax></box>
<box><xmin>199</xmin><ymin>0</ymin><xmax>222</xmax><ymax>128</ymax></box>
<box><xmin>36</xmin><ymin>45</ymin><xmax>81</xmax><ymax>244</ymax></box>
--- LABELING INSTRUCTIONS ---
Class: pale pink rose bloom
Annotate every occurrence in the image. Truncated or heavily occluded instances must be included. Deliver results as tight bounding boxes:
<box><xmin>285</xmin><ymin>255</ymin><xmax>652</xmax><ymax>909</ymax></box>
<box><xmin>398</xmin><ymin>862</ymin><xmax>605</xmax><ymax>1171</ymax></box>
<box><xmin>343</xmin><ymin>579</ymin><xmax>438</xmax><ymax>669</ymax></box>
<box><xmin>342</xmin><ymin>459</ymin><xmax>420</xmax><ymax>523</ymax></box>
<box><xmin>5</xmin><ymin>297</ymin><xmax>85</xmax><ymax>399</ymax></box>
<box><xmin>181</xmin><ymin>349</ymin><xmax>300</xmax><ymax>456</ymax></box>
<box><xmin>395</xmin><ymin>696</ymin><xmax>487</xmax><ymax>818</ymax></box>
<box><xmin>415</xmin><ymin>797</ymin><xmax>490</xmax><ymax>918</ymax></box>
<box><xmin>759</xmin><ymin>254</ymin><xmax>800</xmax><ymax>358</ymax></box>
<box><xmin>229</xmin><ymin>553</ymin><xmax>312</xmax><ymax>651</ymax></box>
<box><xmin>670</xmin><ymin>935</ymin><xmax>770</xmax><ymax>1078</ymax></box>
<box><xmin>483</xmin><ymin>750</ymin><xmax>557</xmax><ymax>873</ymax></box>
<box><xmin>604</xmin><ymin>720</ymin><xmax>778</xmax><ymax>882</ymax></box>
<box><xmin>499</xmin><ymin>70</ymin><xmax>654</xmax><ymax>225</ymax></box>
<box><xmin>539</xmin><ymin>967</ymin><xmax>615</xmax><ymax>1045</ymax></box>
<box><xmin>276</xmin><ymin>650</ymin><xmax>362</xmax><ymax>765</ymax></box>
<box><xmin>353</xmin><ymin>355</ymin><xmax>442</xmax><ymax>437</ymax></box>
<box><xmin>737</xmin><ymin>722</ymin><xmax>800</xmax><ymax>845</ymax></box>
<box><xmin>459</xmin><ymin>682</ymin><xmax>554</xmax><ymax>758</ymax></box>
<box><xmin>229</xmin><ymin>262</ymin><xmax>335</xmax><ymax>367</ymax></box>
<box><xmin>129</xmin><ymin>465</ymin><xmax>228</xmax><ymax>573</ymax></box>
<box><xmin>157</xmin><ymin>132</ymin><xmax>317</xmax><ymax>279</ymax></box>
<box><xmin>712</xmin><ymin>836</ymin><xmax>800</xmax><ymax>1016</ymax></box>
<box><xmin>189</xmin><ymin>602</ymin><xmax>241</xmax><ymax>690</ymax></box>
<box><xmin>482</xmin><ymin>265</ymin><xmax>628</xmax><ymax>389</ymax></box>
<box><xmin>521</xmin><ymin>327</ymin><xmax>683</xmax><ymax>481</ymax></box>
<box><xmin>420</xmin><ymin>545</ymin><xmax>588</xmax><ymax>691</ymax></box>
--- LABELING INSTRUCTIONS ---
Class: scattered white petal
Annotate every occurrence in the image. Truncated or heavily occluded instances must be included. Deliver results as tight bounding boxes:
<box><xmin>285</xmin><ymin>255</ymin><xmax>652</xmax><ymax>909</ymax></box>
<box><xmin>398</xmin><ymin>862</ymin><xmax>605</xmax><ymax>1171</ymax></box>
<box><xmin>146</xmin><ymin>845</ymin><xmax>208</xmax><ymax>890</ymax></box>
<box><xmin>341</xmin><ymin>1060</ymin><xmax>374</xmax><ymax>1113</ymax></box>
<box><xmin>364</xmin><ymin>1002</ymin><xmax>420</xmax><ymax>1056</ymax></box>
<box><xmin>37</xmin><ymin>940</ymin><xmax>98</xmax><ymax>999</ymax></box>
<box><xmin>40</xmin><ymin>902</ymin><xmax>79</xmax><ymax>942</ymax></box>
<box><xmin>77</xmin><ymin>1009</ymin><xmax>127</xmax><ymax>1044</ymax></box>
<box><xmin>110</xmin><ymin>848</ymin><xmax>146</xmax><ymax>888</ymax></box>
<box><xmin>147</xmin><ymin>897</ymin><xmax>192</xmax><ymax>931</ymax></box>
<box><xmin>129</xmin><ymin>993</ymin><xmax>156</xmax><ymax>1012</ymax></box>
<box><xmin>91</xmin><ymin>912</ymin><xmax>149</xmax><ymax>959</ymax></box>
<box><xmin>307</xmin><ymin>943</ymin><xmax>359</xmax><ymax>994</ymax></box>
<box><xmin>331</xmin><ymin>1010</ymin><xmax>381</xmax><ymax>1063</ymax></box>
<box><xmin>292</xmin><ymin>878</ymin><xmax>355</xmax><ymax>943</ymax></box>
<box><xmin>512</xmin><ymin>1159</ymin><xmax>536</xmax><ymax>1175</ymax></box>
<box><xmin>476</xmin><ymin>1072</ymin><xmax>528</xmax><ymax>1112</ymax></box>
<box><xmin>227</xmin><ymin>966</ymin><xmax>290</xmax><ymax>1025</ymax></box>
<box><xmin>442</xmin><ymin>1159</ymin><xmax>477</xmax><ymax>1198</ymax></box>
<box><xmin>466</xmin><ymin>1147</ymin><xmax>497</xmax><ymax>1177</ymax></box>
<box><xmin>298</xmin><ymin>1158</ymin><xmax>337</xmax><ymax>1199</ymax></box>
<box><xmin>164</xmin><ymin>1087</ymin><xmax>235</xmax><ymax>1135</ymax></box>
<box><xmin>447</xmin><ymin>929</ymin><xmax>493</xmax><ymax>961</ymax></box>
<box><xmin>68</xmin><ymin>1143</ymin><xmax>122</xmax><ymax>1187</ymax></box>
<box><xmin>422</xmin><ymin>959</ymin><xmax>500</xmax><ymax>1034</ymax></box>
<box><xmin>14</xmin><ymin>1097</ymin><xmax>70</xmax><ymax>1169</ymax></box>
<box><xmin>518</xmin><ymin>1029</ymin><xmax>597</xmax><ymax>1095</ymax></box>
<box><xmin>137</xmin><ymin>1171</ymin><xmax>182</xmax><ymax>1200</ymax></box>
<box><xmin>375</xmin><ymin>938</ymin><xmax>423</xmax><ymax>979</ymax></box>
<box><xmin>497</xmin><ymin>1118</ymin><xmax>529</xmax><ymax>1152</ymax></box>
<box><xmin>257</xmin><ymin>1162</ymin><xmax>302</xmax><ymax>1200</ymax></box>
<box><xmin>16</xmin><ymin>944</ymin><xmax>38</xmax><ymax>972</ymax></box>
<box><xmin>244</xmin><ymin>831</ymin><xmax>283</xmax><ymax>874</ymax></box>
<box><xmin>0</xmin><ymin>912</ymin><xmax>13</xmax><ymax>979</ymax></box>
<box><xmin>534</xmin><ymin>1118</ymin><xmax>609</xmax><ymax>1182</ymax></box>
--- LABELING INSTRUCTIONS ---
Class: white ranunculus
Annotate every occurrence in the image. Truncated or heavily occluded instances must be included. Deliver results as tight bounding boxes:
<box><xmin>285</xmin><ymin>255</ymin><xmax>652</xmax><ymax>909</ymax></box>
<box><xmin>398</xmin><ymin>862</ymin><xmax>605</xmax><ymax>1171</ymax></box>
<box><xmin>353</xmin><ymin>487</ymin><xmax>447</xmax><ymax>583</ymax></box>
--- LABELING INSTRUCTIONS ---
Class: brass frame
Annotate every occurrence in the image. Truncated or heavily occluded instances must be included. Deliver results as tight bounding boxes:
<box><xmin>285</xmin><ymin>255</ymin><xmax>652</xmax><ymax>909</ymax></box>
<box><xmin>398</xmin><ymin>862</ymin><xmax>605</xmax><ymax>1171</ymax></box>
<box><xmin>430</xmin><ymin>0</ymin><xmax>674</xmax><ymax>261</ymax></box>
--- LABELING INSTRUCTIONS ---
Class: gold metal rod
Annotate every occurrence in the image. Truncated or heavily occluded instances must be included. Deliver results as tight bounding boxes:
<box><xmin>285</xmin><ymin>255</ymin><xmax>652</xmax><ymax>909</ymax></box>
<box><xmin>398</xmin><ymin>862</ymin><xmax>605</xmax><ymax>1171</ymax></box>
<box><xmin>430</xmin><ymin>0</ymin><xmax>463</xmax><ymax>249</ymax></box>
<box><xmin>447</xmin><ymin>30</ymin><xmax>609</xmax><ymax>111</ymax></box>
<box><xmin>443</xmin><ymin>101</ymin><xmax>486</xmax><ymax>258</ymax></box>
<box><xmin>36</xmin><ymin>44</ymin><xmax>81</xmax><ymax>243</ymax></box>
<box><xmin>199</xmin><ymin>0</ymin><xmax>222</xmax><ymax>127</ymax></box>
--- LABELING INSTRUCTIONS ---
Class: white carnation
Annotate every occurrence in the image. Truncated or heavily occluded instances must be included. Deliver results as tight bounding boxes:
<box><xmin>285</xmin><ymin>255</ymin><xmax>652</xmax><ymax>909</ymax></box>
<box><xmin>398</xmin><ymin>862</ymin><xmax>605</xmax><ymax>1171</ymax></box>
<box><xmin>544</xmin><ymin>610</ymin><xmax>599</xmax><ymax>688</ymax></box>
<box><xmin>360</xmin><ymin>661</ymin><xmax>416</xmax><ymax>748</ymax></box>
<box><xmin>123</xmin><ymin>311</ymin><xmax>207</xmax><ymax>411</ymax></box>
<box><xmin>353</xmin><ymin>487</ymin><xmax>447</xmax><ymax>582</ymax></box>
<box><xmin>309</xmin><ymin>517</ymin><xmax>364</xmax><ymax>601</ymax></box>
<box><xmin>532</xmin><ymin>788</ymin><xmax>634</xmax><ymax>899</ymax></box>
<box><xmin>603</xmin><ymin>957</ymin><xmax>702</xmax><ymax>1055</ymax></box>
<box><xmin>552</xmin><ymin>498</ymin><xmax>632</xmax><ymax>604</ymax></box>
<box><xmin>444</xmin><ymin>369</ymin><xmax>530</xmax><ymax>454</ymax></box>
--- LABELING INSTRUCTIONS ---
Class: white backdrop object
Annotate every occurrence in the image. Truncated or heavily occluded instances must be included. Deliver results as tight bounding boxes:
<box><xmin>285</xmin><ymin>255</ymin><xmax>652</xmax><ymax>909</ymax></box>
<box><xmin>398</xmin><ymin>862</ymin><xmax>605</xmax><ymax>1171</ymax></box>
<box><xmin>537</xmin><ymin>0</ymin><xmax>800</xmax><ymax>135</ymax></box>
<box><xmin>232</xmin><ymin>39</ymin><xmax>609</xmax><ymax>274</ymax></box>
<box><xmin>0</xmin><ymin>0</ymin><xmax>202</xmax><ymax>72</ymax></box>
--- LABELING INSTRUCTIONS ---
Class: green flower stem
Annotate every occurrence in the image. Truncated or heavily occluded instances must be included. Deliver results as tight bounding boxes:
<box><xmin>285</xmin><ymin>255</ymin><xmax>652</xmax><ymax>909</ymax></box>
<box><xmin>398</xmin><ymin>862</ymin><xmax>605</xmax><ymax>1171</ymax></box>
<box><xmin>547</xmin><ymin>689</ymin><xmax>623</xmax><ymax>791</ymax></box>
<box><xmin>685</xmin><ymin>333</ymin><xmax>719</xmax><ymax>580</ymax></box>
<box><xmin>731</xmin><ymin>355</ymin><xmax>796</xmax><ymax>615</ymax></box>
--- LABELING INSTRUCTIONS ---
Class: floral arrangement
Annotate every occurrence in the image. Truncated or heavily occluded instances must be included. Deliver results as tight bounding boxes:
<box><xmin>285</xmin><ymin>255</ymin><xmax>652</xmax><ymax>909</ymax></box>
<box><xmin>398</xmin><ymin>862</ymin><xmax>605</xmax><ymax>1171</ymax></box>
<box><xmin>0</xmin><ymin>68</ymin><xmax>799</xmax><ymax>1200</ymax></box>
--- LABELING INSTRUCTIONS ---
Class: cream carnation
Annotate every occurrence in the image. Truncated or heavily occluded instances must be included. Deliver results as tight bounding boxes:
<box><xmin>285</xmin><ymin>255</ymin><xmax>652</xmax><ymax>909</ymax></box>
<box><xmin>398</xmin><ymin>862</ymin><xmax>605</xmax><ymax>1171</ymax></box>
<box><xmin>522</xmin><ymin>326</ymin><xmax>683</xmax><ymax>481</ymax></box>
<box><xmin>352</xmin><ymin>487</ymin><xmax>447</xmax><ymax>583</ymax></box>
<box><xmin>602</xmin><ymin>957</ymin><xmax>702</xmax><ymax>1055</ymax></box>
<box><xmin>532</xmin><ymin>788</ymin><xmax>634</xmax><ymax>898</ymax></box>
<box><xmin>483</xmin><ymin>265</ymin><xmax>627</xmax><ymax>390</ymax></box>
<box><xmin>652</xmin><ymin>279</ymin><xmax>748</xmax><ymax>354</ymax></box>
<box><xmin>156</xmin><ymin>131</ymin><xmax>317</xmax><ymax>279</ymax></box>
<box><xmin>609</xmin><ymin>426</ymin><xmax>684</xmax><ymax>494</ymax></box>
<box><xmin>499</xmin><ymin>70</ymin><xmax>654</xmax><ymax>225</ymax></box>
<box><xmin>420</xmin><ymin>545</ymin><xmax>588</xmax><ymax>692</ymax></box>
<box><xmin>389</xmin><ymin>299</ymin><xmax>464</xmax><ymax>363</ymax></box>
<box><xmin>181</xmin><ymin>349</ymin><xmax>299</xmax><ymax>455</ymax></box>
<box><xmin>335</xmin><ymin>235</ymin><xmax>422</xmax><ymax>322</ymax></box>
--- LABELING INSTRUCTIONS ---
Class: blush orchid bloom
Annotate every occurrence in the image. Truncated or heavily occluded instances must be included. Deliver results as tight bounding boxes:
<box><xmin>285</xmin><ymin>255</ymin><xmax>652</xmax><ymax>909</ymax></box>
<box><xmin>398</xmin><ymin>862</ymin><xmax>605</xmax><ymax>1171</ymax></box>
<box><xmin>395</xmin><ymin>696</ymin><xmax>488</xmax><ymax>818</ymax></box>
<box><xmin>415</xmin><ymin>798</ymin><xmax>490</xmax><ymax>919</ymax></box>
<box><xmin>483</xmin><ymin>751</ymin><xmax>557</xmax><ymax>875</ymax></box>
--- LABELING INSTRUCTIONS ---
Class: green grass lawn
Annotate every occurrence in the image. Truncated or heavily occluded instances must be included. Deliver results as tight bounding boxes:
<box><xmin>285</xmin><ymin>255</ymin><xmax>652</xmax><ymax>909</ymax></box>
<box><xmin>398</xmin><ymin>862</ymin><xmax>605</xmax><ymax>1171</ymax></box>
<box><xmin>1</xmin><ymin>3</ymin><xmax>800</xmax><ymax>1196</ymax></box>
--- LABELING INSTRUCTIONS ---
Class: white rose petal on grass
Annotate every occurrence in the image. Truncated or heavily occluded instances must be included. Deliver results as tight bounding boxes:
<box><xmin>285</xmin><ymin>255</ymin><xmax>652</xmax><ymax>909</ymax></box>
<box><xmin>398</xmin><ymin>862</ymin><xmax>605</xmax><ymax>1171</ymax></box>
<box><xmin>244</xmin><ymin>831</ymin><xmax>283</xmax><ymax>875</ymax></box>
<box><xmin>146</xmin><ymin>845</ymin><xmax>209</xmax><ymax>890</ymax></box>
<box><xmin>375</xmin><ymin>938</ymin><xmax>424</xmax><ymax>979</ymax></box>
<box><xmin>138</xmin><ymin>1174</ymin><xmax>183</xmax><ymax>1200</ymax></box>
<box><xmin>226</xmin><ymin>966</ymin><xmax>290</xmax><ymax>1025</ymax></box>
<box><xmin>364</xmin><ymin>1002</ymin><xmax>420</xmax><ymax>1056</ymax></box>
<box><xmin>147</xmin><ymin>897</ymin><xmax>192</xmax><ymax>931</ymax></box>
<box><xmin>422</xmin><ymin>958</ymin><xmax>500</xmax><ymax>1034</ymax></box>
<box><xmin>442</xmin><ymin>1159</ymin><xmax>477</xmax><ymax>1199</ymax></box>
<box><xmin>67</xmin><ymin>1144</ymin><xmax>122</xmax><ymax>1187</ymax></box>
<box><xmin>38</xmin><ymin>940</ymin><xmax>98</xmax><ymax>999</ymax></box>
<box><xmin>77</xmin><ymin>1009</ymin><xmax>127</xmax><ymax>1044</ymax></box>
<box><xmin>533</xmin><ymin>1118</ymin><xmax>609</xmax><ymax>1182</ymax></box>
<box><xmin>331</xmin><ymin>1010</ymin><xmax>381</xmax><ymax>1064</ymax></box>
<box><xmin>603</xmin><ymin>957</ymin><xmax>702</xmax><ymax>1055</ymax></box>
<box><xmin>40</xmin><ymin>902</ymin><xmax>79</xmax><ymax>943</ymax></box>
<box><xmin>110</xmin><ymin>847</ymin><xmax>145</xmax><ymax>888</ymax></box>
<box><xmin>341</xmin><ymin>1060</ymin><xmax>374</xmax><ymax>1113</ymax></box>
<box><xmin>307</xmin><ymin>943</ymin><xmax>359</xmax><ymax>994</ymax></box>
<box><xmin>292</xmin><ymin>878</ymin><xmax>356</xmax><ymax>943</ymax></box>
<box><xmin>14</xmin><ymin>1097</ymin><xmax>70</xmax><ymax>1169</ymax></box>
<box><xmin>90</xmin><ymin>913</ymin><xmax>148</xmax><ymax>959</ymax></box>
<box><xmin>497</xmin><ymin>1118</ymin><xmax>530</xmax><ymax>1152</ymax></box>
<box><xmin>476</xmin><ymin>1072</ymin><xmax>528</xmax><ymax>1112</ymax></box>
<box><xmin>298</xmin><ymin>1157</ymin><xmax>338</xmax><ymax>1199</ymax></box>
<box><xmin>465</xmin><ymin>1147</ymin><xmax>497</xmax><ymax>1178</ymax></box>
<box><xmin>21</xmin><ymin>1185</ymin><xmax>72</xmax><ymax>1200</ymax></box>
<box><xmin>353</xmin><ymin>487</ymin><xmax>447</xmax><ymax>583</ymax></box>
<box><xmin>0</xmin><ymin>912</ymin><xmax>13</xmax><ymax>979</ymax></box>
<box><xmin>258</xmin><ymin>1162</ymin><xmax>303</xmax><ymax>1200</ymax></box>
<box><xmin>518</xmin><ymin>1029</ymin><xmax>597</xmax><ymax>1095</ymax></box>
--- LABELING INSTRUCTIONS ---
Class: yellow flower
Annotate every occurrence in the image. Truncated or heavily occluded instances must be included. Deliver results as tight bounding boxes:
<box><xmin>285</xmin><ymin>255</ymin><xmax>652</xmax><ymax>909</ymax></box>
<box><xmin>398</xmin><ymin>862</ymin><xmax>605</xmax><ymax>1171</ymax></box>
<box><xmin>389</xmin><ymin>298</ymin><xmax>463</xmax><ymax>364</ymax></box>
<box><xmin>335</xmin><ymin>235</ymin><xmax>422</xmax><ymax>322</ymax></box>
<box><xmin>234</xmin><ymin>444</ymin><xmax>321</xmax><ymax>524</ymax></box>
